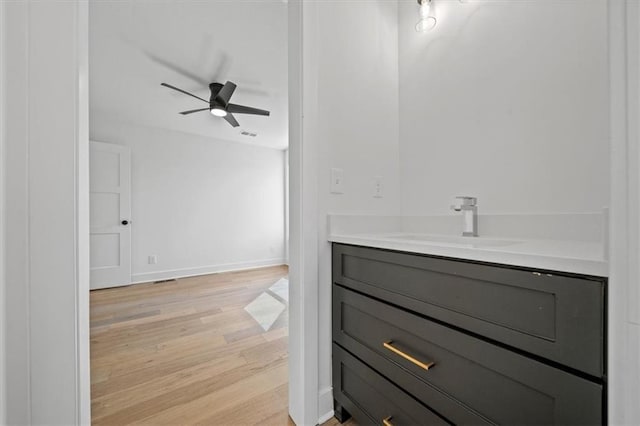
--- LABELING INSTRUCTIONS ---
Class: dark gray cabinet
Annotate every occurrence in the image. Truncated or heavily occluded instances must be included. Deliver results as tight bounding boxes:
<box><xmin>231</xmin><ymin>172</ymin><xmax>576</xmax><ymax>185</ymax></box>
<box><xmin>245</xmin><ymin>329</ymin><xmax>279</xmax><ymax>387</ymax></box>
<box><xmin>333</xmin><ymin>344</ymin><xmax>449</xmax><ymax>426</ymax></box>
<box><xmin>332</xmin><ymin>243</ymin><xmax>606</xmax><ymax>426</ymax></box>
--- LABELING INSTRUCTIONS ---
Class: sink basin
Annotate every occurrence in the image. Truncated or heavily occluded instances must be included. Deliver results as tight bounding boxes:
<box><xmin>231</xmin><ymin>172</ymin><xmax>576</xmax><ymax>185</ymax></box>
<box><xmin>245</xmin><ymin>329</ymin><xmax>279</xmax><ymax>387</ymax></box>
<box><xmin>382</xmin><ymin>233</ymin><xmax>521</xmax><ymax>248</ymax></box>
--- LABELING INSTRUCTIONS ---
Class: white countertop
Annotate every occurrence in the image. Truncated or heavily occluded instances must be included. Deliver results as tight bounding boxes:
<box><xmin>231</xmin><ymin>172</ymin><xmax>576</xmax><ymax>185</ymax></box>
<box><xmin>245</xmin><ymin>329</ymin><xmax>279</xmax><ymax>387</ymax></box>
<box><xmin>328</xmin><ymin>232</ymin><xmax>608</xmax><ymax>277</ymax></box>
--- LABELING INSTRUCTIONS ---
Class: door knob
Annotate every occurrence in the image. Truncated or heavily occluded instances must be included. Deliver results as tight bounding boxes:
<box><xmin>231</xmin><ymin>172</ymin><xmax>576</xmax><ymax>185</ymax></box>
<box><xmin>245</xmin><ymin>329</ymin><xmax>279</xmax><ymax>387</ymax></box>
<box><xmin>121</xmin><ymin>220</ymin><xmax>129</xmax><ymax>225</ymax></box>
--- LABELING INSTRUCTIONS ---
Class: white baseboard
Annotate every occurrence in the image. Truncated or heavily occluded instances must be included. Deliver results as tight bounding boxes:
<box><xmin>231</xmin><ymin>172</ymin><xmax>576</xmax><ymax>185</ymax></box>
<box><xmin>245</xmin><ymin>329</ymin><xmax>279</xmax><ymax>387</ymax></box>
<box><xmin>130</xmin><ymin>258</ymin><xmax>287</xmax><ymax>284</ymax></box>
<box><xmin>317</xmin><ymin>386</ymin><xmax>334</xmax><ymax>424</ymax></box>
<box><xmin>317</xmin><ymin>410</ymin><xmax>335</xmax><ymax>425</ymax></box>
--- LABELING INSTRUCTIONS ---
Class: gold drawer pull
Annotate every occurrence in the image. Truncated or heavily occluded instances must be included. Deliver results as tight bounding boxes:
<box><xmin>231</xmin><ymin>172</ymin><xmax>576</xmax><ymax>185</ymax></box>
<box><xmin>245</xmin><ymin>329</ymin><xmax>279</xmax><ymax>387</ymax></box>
<box><xmin>383</xmin><ymin>341</ymin><xmax>435</xmax><ymax>371</ymax></box>
<box><xmin>382</xmin><ymin>416</ymin><xmax>394</xmax><ymax>426</ymax></box>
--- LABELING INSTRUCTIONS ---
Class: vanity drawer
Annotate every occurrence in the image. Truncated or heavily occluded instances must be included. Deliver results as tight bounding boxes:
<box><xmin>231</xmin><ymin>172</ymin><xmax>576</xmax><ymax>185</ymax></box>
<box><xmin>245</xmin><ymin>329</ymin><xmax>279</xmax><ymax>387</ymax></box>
<box><xmin>333</xmin><ymin>285</ymin><xmax>603</xmax><ymax>425</ymax></box>
<box><xmin>333</xmin><ymin>243</ymin><xmax>605</xmax><ymax>377</ymax></box>
<box><xmin>333</xmin><ymin>343</ymin><xmax>449</xmax><ymax>426</ymax></box>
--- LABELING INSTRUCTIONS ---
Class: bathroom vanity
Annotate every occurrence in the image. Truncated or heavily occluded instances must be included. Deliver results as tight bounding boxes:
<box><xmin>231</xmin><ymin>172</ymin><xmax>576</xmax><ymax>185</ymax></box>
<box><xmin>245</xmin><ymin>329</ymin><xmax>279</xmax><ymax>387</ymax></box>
<box><xmin>331</xmin><ymin>241</ymin><xmax>606</xmax><ymax>425</ymax></box>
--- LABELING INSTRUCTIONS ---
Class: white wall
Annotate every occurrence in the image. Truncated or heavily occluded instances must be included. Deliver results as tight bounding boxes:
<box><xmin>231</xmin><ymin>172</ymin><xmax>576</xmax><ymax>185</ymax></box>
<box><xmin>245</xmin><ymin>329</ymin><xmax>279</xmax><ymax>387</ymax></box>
<box><xmin>0</xmin><ymin>1</ymin><xmax>6</xmax><ymax>421</ymax></box>
<box><xmin>398</xmin><ymin>0</ymin><xmax>609</xmax><ymax>215</ymax></box>
<box><xmin>608</xmin><ymin>2</ymin><xmax>640</xmax><ymax>424</ymax></box>
<box><xmin>2</xmin><ymin>1</ymin><xmax>90</xmax><ymax>423</ymax></box>
<box><xmin>310</xmin><ymin>0</ymin><xmax>401</xmax><ymax>419</ymax></box>
<box><xmin>3</xmin><ymin>4</ymin><xmax>30</xmax><ymax>421</ymax></box>
<box><xmin>90</xmin><ymin>118</ymin><xmax>287</xmax><ymax>283</ymax></box>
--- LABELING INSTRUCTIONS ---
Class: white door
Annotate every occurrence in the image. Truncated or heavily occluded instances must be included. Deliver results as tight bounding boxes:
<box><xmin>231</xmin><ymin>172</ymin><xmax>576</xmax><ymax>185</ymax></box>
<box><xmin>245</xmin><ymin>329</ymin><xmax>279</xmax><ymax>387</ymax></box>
<box><xmin>90</xmin><ymin>141</ymin><xmax>132</xmax><ymax>289</ymax></box>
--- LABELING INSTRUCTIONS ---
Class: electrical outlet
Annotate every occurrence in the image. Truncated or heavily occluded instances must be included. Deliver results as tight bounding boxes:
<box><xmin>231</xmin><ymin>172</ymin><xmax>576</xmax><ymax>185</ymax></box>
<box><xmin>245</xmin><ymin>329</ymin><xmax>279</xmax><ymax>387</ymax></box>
<box><xmin>148</xmin><ymin>255</ymin><xmax>158</xmax><ymax>265</ymax></box>
<box><xmin>373</xmin><ymin>176</ymin><xmax>384</xmax><ymax>198</ymax></box>
<box><xmin>330</xmin><ymin>168</ymin><xmax>344</xmax><ymax>194</ymax></box>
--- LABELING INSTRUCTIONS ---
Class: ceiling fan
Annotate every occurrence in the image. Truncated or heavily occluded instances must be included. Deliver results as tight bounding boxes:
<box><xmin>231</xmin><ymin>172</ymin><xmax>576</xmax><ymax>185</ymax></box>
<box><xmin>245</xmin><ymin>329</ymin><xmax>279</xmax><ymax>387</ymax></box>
<box><xmin>161</xmin><ymin>81</ymin><xmax>270</xmax><ymax>128</ymax></box>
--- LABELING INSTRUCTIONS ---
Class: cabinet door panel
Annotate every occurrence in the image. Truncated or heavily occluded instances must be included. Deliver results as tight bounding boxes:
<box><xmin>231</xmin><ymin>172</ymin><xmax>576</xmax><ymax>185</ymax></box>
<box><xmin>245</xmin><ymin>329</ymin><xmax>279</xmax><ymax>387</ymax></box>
<box><xmin>333</xmin><ymin>344</ymin><xmax>450</xmax><ymax>426</ymax></box>
<box><xmin>333</xmin><ymin>285</ymin><xmax>603</xmax><ymax>426</ymax></box>
<box><xmin>333</xmin><ymin>243</ymin><xmax>605</xmax><ymax>377</ymax></box>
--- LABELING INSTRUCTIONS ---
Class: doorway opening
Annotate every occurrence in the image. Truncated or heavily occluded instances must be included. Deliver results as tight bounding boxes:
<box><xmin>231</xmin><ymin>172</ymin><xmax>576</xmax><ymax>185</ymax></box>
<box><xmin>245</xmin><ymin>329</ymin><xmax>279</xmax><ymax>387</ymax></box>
<box><xmin>87</xmin><ymin>2</ymin><xmax>292</xmax><ymax>424</ymax></box>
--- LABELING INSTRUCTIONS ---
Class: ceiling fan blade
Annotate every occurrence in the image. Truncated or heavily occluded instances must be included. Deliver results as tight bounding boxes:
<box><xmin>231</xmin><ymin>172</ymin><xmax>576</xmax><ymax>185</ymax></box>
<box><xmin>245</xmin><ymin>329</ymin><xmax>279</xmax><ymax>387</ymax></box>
<box><xmin>179</xmin><ymin>108</ymin><xmax>210</xmax><ymax>115</ymax></box>
<box><xmin>210</xmin><ymin>52</ymin><xmax>231</xmax><ymax>82</ymax></box>
<box><xmin>227</xmin><ymin>103</ymin><xmax>270</xmax><ymax>116</ymax></box>
<box><xmin>223</xmin><ymin>113</ymin><xmax>240</xmax><ymax>128</ymax></box>
<box><xmin>215</xmin><ymin>81</ymin><xmax>237</xmax><ymax>106</ymax></box>
<box><xmin>147</xmin><ymin>53</ymin><xmax>209</xmax><ymax>86</ymax></box>
<box><xmin>161</xmin><ymin>83</ymin><xmax>209</xmax><ymax>103</ymax></box>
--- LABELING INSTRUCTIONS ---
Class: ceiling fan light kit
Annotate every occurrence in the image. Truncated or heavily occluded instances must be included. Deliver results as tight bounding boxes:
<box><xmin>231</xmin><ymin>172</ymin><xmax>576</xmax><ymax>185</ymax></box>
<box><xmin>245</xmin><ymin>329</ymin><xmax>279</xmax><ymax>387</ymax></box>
<box><xmin>161</xmin><ymin>80</ymin><xmax>270</xmax><ymax>128</ymax></box>
<box><xmin>210</xmin><ymin>107</ymin><xmax>227</xmax><ymax>117</ymax></box>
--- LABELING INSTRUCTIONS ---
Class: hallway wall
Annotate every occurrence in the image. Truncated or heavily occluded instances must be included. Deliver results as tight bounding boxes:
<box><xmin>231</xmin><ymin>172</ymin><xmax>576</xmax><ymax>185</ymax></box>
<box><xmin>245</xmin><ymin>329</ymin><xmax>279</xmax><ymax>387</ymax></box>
<box><xmin>91</xmin><ymin>119</ymin><xmax>287</xmax><ymax>283</ymax></box>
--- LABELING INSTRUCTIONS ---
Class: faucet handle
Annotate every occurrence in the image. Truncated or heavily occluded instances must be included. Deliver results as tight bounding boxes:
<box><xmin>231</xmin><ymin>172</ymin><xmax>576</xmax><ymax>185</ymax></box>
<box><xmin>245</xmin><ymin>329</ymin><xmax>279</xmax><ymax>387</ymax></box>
<box><xmin>453</xmin><ymin>196</ymin><xmax>477</xmax><ymax>206</ymax></box>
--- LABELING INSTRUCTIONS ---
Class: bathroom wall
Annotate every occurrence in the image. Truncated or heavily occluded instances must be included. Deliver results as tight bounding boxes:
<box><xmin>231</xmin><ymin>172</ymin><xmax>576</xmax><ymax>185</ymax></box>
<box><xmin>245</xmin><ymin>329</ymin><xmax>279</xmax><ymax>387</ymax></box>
<box><xmin>311</xmin><ymin>1</ymin><xmax>609</xmax><ymax>417</ymax></box>
<box><xmin>309</xmin><ymin>0</ymin><xmax>402</xmax><ymax>417</ymax></box>
<box><xmin>90</xmin><ymin>118</ymin><xmax>287</xmax><ymax>282</ymax></box>
<box><xmin>398</xmin><ymin>0</ymin><xmax>609</xmax><ymax>215</ymax></box>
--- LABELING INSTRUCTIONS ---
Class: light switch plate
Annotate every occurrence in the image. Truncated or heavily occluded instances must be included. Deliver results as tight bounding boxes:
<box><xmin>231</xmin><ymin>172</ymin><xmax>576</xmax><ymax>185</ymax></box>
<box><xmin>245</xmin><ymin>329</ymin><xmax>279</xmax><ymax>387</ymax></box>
<box><xmin>331</xmin><ymin>168</ymin><xmax>344</xmax><ymax>194</ymax></box>
<box><xmin>373</xmin><ymin>176</ymin><xmax>383</xmax><ymax>198</ymax></box>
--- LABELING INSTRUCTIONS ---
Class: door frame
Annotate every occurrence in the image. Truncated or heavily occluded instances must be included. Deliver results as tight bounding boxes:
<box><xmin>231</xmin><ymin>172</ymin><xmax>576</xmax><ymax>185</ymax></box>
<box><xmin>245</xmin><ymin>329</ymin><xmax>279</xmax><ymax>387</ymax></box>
<box><xmin>0</xmin><ymin>0</ymin><xmax>6</xmax><ymax>421</ymax></box>
<box><xmin>287</xmin><ymin>1</ymin><xmax>320</xmax><ymax>424</ymax></box>
<box><xmin>75</xmin><ymin>1</ymin><xmax>317</xmax><ymax>424</ymax></box>
<box><xmin>607</xmin><ymin>1</ymin><xmax>640</xmax><ymax>424</ymax></box>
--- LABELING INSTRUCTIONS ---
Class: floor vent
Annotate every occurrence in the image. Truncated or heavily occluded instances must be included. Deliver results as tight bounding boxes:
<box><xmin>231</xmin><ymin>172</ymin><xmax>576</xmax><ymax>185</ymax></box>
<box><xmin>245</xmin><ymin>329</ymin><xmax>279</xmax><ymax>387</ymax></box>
<box><xmin>154</xmin><ymin>279</ymin><xmax>177</xmax><ymax>284</ymax></box>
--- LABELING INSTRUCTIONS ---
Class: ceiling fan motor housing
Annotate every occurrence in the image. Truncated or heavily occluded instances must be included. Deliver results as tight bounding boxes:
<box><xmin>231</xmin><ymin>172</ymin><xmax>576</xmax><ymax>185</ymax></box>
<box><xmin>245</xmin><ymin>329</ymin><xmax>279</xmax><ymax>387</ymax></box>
<box><xmin>209</xmin><ymin>82</ymin><xmax>224</xmax><ymax>107</ymax></box>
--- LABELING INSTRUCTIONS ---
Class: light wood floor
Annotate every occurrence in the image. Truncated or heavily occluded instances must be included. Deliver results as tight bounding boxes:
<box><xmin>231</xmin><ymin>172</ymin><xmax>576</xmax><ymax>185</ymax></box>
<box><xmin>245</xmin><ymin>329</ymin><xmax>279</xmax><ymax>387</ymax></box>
<box><xmin>91</xmin><ymin>266</ymin><xmax>292</xmax><ymax>425</ymax></box>
<box><xmin>91</xmin><ymin>265</ymin><xmax>353</xmax><ymax>426</ymax></box>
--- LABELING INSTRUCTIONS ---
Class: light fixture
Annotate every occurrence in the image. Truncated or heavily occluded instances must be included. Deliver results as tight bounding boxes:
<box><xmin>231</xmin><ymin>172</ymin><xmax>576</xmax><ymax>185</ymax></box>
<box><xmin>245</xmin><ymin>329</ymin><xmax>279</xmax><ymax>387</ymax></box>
<box><xmin>210</xmin><ymin>107</ymin><xmax>227</xmax><ymax>117</ymax></box>
<box><xmin>415</xmin><ymin>0</ymin><xmax>437</xmax><ymax>32</ymax></box>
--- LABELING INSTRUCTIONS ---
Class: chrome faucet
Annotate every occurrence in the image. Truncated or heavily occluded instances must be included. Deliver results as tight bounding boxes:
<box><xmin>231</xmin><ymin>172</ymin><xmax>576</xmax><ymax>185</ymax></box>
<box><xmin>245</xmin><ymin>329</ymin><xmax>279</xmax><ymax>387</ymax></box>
<box><xmin>450</xmin><ymin>196</ymin><xmax>478</xmax><ymax>237</ymax></box>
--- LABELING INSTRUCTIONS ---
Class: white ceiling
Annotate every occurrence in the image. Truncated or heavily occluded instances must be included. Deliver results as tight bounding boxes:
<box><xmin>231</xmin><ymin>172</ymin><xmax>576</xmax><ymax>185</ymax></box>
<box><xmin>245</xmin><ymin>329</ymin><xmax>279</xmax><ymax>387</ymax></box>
<box><xmin>89</xmin><ymin>1</ymin><xmax>288</xmax><ymax>150</ymax></box>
